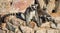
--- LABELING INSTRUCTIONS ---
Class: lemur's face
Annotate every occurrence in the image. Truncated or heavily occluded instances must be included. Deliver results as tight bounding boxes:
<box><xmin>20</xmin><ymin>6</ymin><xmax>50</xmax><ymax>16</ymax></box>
<box><xmin>30</xmin><ymin>4</ymin><xmax>38</xmax><ymax>10</ymax></box>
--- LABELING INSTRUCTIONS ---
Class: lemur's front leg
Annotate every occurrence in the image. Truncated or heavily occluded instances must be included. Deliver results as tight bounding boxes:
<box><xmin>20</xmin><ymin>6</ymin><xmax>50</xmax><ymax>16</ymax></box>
<box><xmin>25</xmin><ymin>7</ymin><xmax>32</xmax><ymax>26</ymax></box>
<box><xmin>35</xmin><ymin>10</ymin><xmax>42</xmax><ymax>27</ymax></box>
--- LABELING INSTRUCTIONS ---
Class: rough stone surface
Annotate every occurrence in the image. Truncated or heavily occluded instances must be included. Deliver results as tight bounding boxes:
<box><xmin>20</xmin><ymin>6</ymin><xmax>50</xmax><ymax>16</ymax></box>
<box><xmin>0</xmin><ymin>0</ymin><xmax>60</xmax><ymax>33</ymax></box>
<box><xmin>36</xmin><ymin>28</ymin><xmax>46</xmax><ymax>33</ymax></box>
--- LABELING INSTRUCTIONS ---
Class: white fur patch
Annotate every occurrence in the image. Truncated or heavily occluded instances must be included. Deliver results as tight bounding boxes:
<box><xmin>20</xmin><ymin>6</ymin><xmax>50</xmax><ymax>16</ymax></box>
<box><xmin>21</xmin><ymin>14</ymin><xmax>25</xmax><ymax>19</ymax></box>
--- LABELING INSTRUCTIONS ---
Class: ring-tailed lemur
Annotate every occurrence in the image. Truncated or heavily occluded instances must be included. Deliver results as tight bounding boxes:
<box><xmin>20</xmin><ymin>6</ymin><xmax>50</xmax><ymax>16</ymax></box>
<box><xmin>35</xmin><ymin>0</ymin><xmax>57</xmax><ymax>27</ymax></box>
<box><xmin>17</xmin><ymin>0</ymin><xmax>41</xmax><ymax>27</ymax></box>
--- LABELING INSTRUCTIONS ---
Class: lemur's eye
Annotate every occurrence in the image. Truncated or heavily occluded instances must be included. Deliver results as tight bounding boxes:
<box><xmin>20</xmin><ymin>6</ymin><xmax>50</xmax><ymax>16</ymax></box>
<box><xmin>55</xmin><ymin>0</ymin><xmax>58</xmax><ymax>1</ymax></box>
<box><xmin>33</xmin><ymin>6</ymin><xmax>36</xmax><ymax>8</ymax></box>
<box><xmin>10</xmin><ymin>2</ymin><xmax>13</xmax><ymax>5</ymax></box>
<box><xmin>52</xmin><ymin>10</ymin><xmax>56</xmax><ymax>13</ymax></box>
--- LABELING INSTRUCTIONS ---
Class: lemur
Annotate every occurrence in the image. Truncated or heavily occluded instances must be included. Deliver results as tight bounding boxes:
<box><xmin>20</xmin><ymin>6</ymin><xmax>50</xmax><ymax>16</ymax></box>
<box><xmin>36</xmin><ymin>0</ymin><xmax>57</xmax><ymax>27</ymax></box>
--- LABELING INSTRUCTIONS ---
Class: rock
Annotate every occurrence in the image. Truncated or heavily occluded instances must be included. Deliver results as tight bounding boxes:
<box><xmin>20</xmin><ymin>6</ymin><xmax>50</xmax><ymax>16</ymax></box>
<box><xmin>0</xmin><ymin>0</ymin><xmax>34</xmax><ymax>14</ymax></box>
<box><xmin>13</xmin><ymin>0</ymin><xmax>34</xmax><ymax>13</ymax></box>
<box><xmin>5</xmin><ymin>15</ymin><xmax>26</xmax><ymax>26</ymax></box>
<box><xmin>1</xmin><ymin>23</ymin><xmax>6</xmax><ymax>30</ymax></box>
<box><xmin>55</xmin><ymin>29</ymin><xmax>60</xmax><ymax>33</ymax></box>
<box><xmin>36</xmin><ymin>28</ymin><xmax>47</xmax><ymax>33</ymax></box>
<box><xmin>6</xmin><ymin>22</ymin><xmax>15</xmax><ymax>31</ymax></box>
<box><xmin>46</xmin><ymin>0</ymin><xmax>55</xmax><ymax>14</ymax></box>
<box><xmin>47</xmin><ymin>28</ymin><xmax>59</xmax><ymax>33</ymax></box>
<box><xmin>29</xmin><ymin>21</ymin><xmax>38</xmax><ymax>28</ymax></box>
<box><xmin>0</xmin><ymin>29</ymin><xmax>4</xmax><ymax>33</ymax></box>
<box><xmin>38</xmin><ymin>0</ymin><xmax>46</xmax><ymax>9</ymax></box>
<box><xmin>50</xmin><ymin>22</ymin><xmax>57</xmax><ymax>28</ymax></box>
<box><xmin>6</xmin><ymin>22</ymin><xmax>22</xmax><ymax>33</ymax></box>
<box><xmin>57</xmin><ymin>23</ymin><xmax>60</xmax><ymax>29</ymax></box>
<box><xmin>47</xmin><ymin>29</ymin><xmax>55</xmax><ymax>33</ymax></box>
<box><xmin>8</xmin><ymin>31</ymin><xmax>14</xmax><ymax>33</ymax></box>
<box><xmin>41</xmin><ymin>22</ymin><xmax>51</xmax><ymax>28</ymax></box>
<box><xmin>0</xmin><ymin>0</ymin><xmax>11</xmax><ymax>15</ymax></box>
<box><xmin>28</xmin><ymin>21</ymin><xmax>39</xmax><ymax>31</ymax></box>
<box><xmin>20</xmin><ymin>26</ymin><xmax>34</xmax><ymax>33</ymax></box>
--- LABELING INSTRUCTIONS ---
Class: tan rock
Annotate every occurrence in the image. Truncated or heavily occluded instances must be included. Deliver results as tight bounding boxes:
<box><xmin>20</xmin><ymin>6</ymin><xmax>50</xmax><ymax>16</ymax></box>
<box><xmin>36</xmin><ymin>28</ymin><xmax>47</xmax><ymax>33</ymax></box>
<box><xmin>50</xmin><ymin>22</ymin><xmax>57</xmax><ymax>29</ymax></box>
<box><xmin>4</xmin><ymin>15</ymin><xmax>26</xmax><ymax>26</ymax></box>
<box><xmin>57</xmin><ymin>23</ymin><xmax>60</xmax><ymax>29</ymax></box>
<box><xmin>55</xmin><ymin>29</ymin><xmax>60</xmax><ymax>33</ymax></box>
<box><xmin>13</xmin><ymin>0</ymin><xmax>34</xmax><ymax>13</ymax></box>
<box><xmin>28</xmin><ymin>21</ymin><xmax>38</xmax><ymax>31</ymax></box>
<box><xmin>20</xmin><ymin>26</ymin><xmax>34</xmax><ymax>33</ymax></box>
<box><xmin>1</xmin><ymin>23</ymin><xmax>6</xmax><ymax>30</ymax></box>
<box><xmin>0</xmin><ymin>29</ymin><xmax>4</xmax><ymax>33</ymax></box>
<box><xmin>41</xmin><ymin>22</ymin><xmax>51</xmax><ymax>28</ymax></box>
<box><xmin>46</xmin><ymin>0</ymin><xmax>55</xmax><ymax>14</ymax></box>
<box><xmin>0</xmin><ymin>0</ymin><xmax>13</xmax><ymax>15</ymax></box>
<box><xmin>38</xmin><ymin>0</ymin><xmax>46</xmax><ymax>9</ymax></box>
<box><xmin>29</xmin><ymin>21</ymin><xmax>37</xmax><ymax>28</ymax></box>
<box><xmin>47</xmin><ymin>29</ymin><xmax>59</xmax><ymax>33</ymax></box>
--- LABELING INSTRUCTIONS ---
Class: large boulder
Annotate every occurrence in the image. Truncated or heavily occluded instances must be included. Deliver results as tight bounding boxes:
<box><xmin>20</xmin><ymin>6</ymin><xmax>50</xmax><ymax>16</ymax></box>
<box><xmin>0</xmin><ymin>0</ymin><xmax>34</xmax><ymax>15</ymax></box>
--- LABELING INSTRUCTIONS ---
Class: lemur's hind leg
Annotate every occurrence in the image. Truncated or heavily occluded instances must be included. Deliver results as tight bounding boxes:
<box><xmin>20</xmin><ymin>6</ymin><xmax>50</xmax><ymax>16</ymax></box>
<box><xmin>45</xmin><ymin>14</ymin><xmax>57</xmax><ymax>27</ymax></box>
<box><xmin>48</xmin><ymin>17</ymin><xmax>57</xmax><ymax>27</ymax></box>
<box><xmin>52</xmin><ymin>20</ymin><xmax>57</xmax><ymax>27</ymax></box>
<box><xmin>35</xmin><ymin>11</ymin><xmax>42</xmax><ymax>27</ymax></box>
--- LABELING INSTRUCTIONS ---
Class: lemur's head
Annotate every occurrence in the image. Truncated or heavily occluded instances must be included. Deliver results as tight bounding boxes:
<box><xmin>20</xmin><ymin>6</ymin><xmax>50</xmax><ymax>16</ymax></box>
<box><xmin>32</xmin><ymin>4</ymin><xmax>38</xmax><ymax>10</ymax></box>
<box><xmin>30</xmin><ymin>4</ymin><xmax>38</xmax><ymax>10</ymax></box>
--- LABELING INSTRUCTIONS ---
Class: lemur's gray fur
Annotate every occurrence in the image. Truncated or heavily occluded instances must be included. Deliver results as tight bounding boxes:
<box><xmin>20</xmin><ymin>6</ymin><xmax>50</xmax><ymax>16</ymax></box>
<box><xmin>25</xmin><ymin>4</ymin><xmax>40</xmax><ymax>27</ymax></box>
